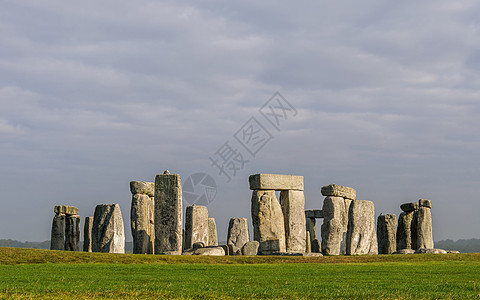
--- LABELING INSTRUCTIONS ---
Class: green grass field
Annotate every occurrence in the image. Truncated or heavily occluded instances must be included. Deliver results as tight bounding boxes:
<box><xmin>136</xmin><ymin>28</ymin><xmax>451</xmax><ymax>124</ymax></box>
<box><xmin>1</xmin><ymin>248</ymin><xmax>480</xmax><ymax>299</ymax></box>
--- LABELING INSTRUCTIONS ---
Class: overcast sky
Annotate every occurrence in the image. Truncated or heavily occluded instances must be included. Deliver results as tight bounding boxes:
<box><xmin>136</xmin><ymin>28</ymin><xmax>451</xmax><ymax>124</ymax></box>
<box><xmin>1</xmin><ymin>1</ymin><xmax>480</xmax><ymax>243</ymax></box>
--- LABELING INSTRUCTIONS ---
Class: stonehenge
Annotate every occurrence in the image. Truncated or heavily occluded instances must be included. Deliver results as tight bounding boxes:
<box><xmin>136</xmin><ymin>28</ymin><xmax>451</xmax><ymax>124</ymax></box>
<box><xmin>92</xmin><ymin>204</ymin><xmax>125</xmax><ymax>253</ymax></box>
<box><xmin>50</xmin><ymin>205</ymin><xmax>80</xmax><ymax>251</ymax></box>
<box><xmin>47</xmin><ymin>171</ymin><xmax>444</xmax><ymax>257</ymax></box>
<box><xmin>130</xmin><ymin>181</ymin><xmax>155</xmax><ymax>254</ymax></box>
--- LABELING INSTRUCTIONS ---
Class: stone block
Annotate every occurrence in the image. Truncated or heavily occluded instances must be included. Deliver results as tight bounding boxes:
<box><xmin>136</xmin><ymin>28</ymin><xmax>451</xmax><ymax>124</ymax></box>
<box><xmin>346</xmin><ymin>200</ymin><xmax>378</xmax><ymax>255</ymax></box>
<box><xmin>193</xmin><ymin>242</ymin><xmax>205</xmax><ymax>250</ymax></box>
<box><xmin>321</xmin><ymin>184</ymin><xmax>356</xmax><ymax>200</ymax></box>
<box><xmin>280</xmin><ymin>190</ymin><xmax>306</xmax><ymax>252</ymax></box>
<box><xmin>154</xmin><ymin>173</ymin><xmax>183</xmax><ymax>255</ymax></box>
<box><xmin>130</xmin><ymin>181</ymin><xmax>155</xmax><ymax>197</ymax></box>
<box><xmin>50</xmin><ymin>214</ymin><xmax>66</xmax><ymax>250</ymax></box>
<box><xmin>241</xmin><ymin>241</ymin><xmax>260</xmax><ymax>256</ymax></box>
<box><xmin>208</xmin><ymin>218</ymin><xmax>218</xmax><ymax>246</ymax></box>
<box><xmin>400</xmin><ymin>202</ymin><xmax>419</xmax><ymax>212</ymax></box>
<box><xmin>415</xmin><ymin>248</ymin><xmax>446</xmax><ymax>254</ymax></box>
<box><xmin>396</xmin><ymin>211</ymin><xmax>415</xmax><ymax>251</ymax></box>
<box><xmin>227</xmin><ymin>218</ymin><xmax>249</xmax><ymax>249</ymax></box>
<box><xmin>394</xmin><ymin>249</ymin><xmax>415</xmax><ymax>254</ymax></box>
<box><xmin>184</xmin><ymin>205</ymin><xmax>209</xmax><ymax>250</ymax></box>
<box><xmin>193</xmin><ymin>247</ymin><xmax>225</xmax><ymax>256</ymax></box>
<box><xmin>418</xmin><ymin>199</ymin><xmax>432</xmax><ymax>208</ymax></box>
<box><xmin>131</xmin><ymin>194</ymin><xmax>155</xmax><ymax>254</ymax></box>
<box><xmin>377</xmin><ymin>214</ymin><xmax>397</xmax><ymax>254</ymax></box>
<box><xmin>306</xmin><ymin>217</ymin><xmax>316</xmax><ymax>244</ymax></box>
<box><xmin>311</xmin><ymin>239</ymin><xmax>321</xmax><ymax>253</ymax></box>
<box><xmin>92</xmin><ymin>204</ymin><xmax>125</xmax><ymax>253</ymax></box>
<box><xmin>65</xmin><ymin>215</ymin><xmax>80</xmax><ymax>251</ymax></box>
<box><xmin>54</xmin><ymin>205</ymin><xmax>79</xmax><ymax>216</ymax></box>
<box><xmin>251</xmin><ymin>190</ymin><xmax>286</xmax><ymax>254</ymax></box>
<box><xmin>414</xmin><ymin>207</ymin><xmax>434</xmax><ymax>249</ymax></box>
<box><xmin>321</xmin><ymin>196</ymin><xmax>351</xmax><ymax>255</ymax></box>
<box><xmin>83</xmin><ymin>216</ymin><xmax>93</xmax><ymax>252</ymax></box>
<box><xmin>249</xmin><ymin>174</ymin><xmax>304</xmax><ymax>191</ymax></box>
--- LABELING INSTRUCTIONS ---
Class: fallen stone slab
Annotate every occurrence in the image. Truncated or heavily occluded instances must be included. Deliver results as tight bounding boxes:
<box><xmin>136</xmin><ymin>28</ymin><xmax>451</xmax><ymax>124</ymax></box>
<box><xmin>400</xmin><ymin>202</ymin><xmax>419</xmax><ymax>212</ymax></box>
<box><xmin>418</xmin><ymin>199</ymin><xmax>432</xmax><ymax>208</ymax></box>
<box><xmin>415</xmin><ymin>248</ymin><xmax>447</xmax><ymax>254</ymax></box>
<box><xmin>193</xmin><ymin>247</ymin><xmax>225</xmax><ymax>256</ymax></box>
<box><xmin>346</xmin><ymin>200</ymin><xmax>378</xmax><ymax>255</ymax></box>
<box><xmin>193</xmin><ymin>242</ymin><xmax>205</xmax><ymax>250</ymax></box>
<box><xmin>54</xmin><ymin>205</ymin><xmax>79</xmax><ymax>216</ymax></box>
<box><xmin>393</xmin><ymin>249</ymin><xmax>415</xmax><ymax>254</ymax></box>
<box><xmin>446</xmin><ymin>250</ymin><xmax>460</xmax><ymax>254</ymax></box>
<box><xmin>321</xmin><ymin>184</ymin><xmax>356</xmax><ymax>200</ymax></box>
<box><xmin>249</xmin><ymin>174</ymin><xmax>304</xmax><ymax>191</ymax></box>
<box><xmin>321</xmin><ymin>196</ymin><xmax>351</xmax><ymax>255</ymax></box>
<box><xmin>130</xmin><ymin>181</ymin><xmax>155</xmax><ymax>197</ymax></box>
<box><xmin>280</xmin><ymin>190</ymin><xmax>306</xmax><ymax>252</ymax></box>
<box><xmin>241</xmin><ymin>241</ymin><xmax>260</xmax><ymax>256</ymax></box>
<box><xmin>270</xmin><ymin>252</ymin><xmax>323</xmax><ymax>257</ymax></box>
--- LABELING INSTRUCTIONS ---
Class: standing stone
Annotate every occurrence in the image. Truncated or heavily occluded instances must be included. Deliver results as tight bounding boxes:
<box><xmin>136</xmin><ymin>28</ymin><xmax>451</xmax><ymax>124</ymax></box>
<box><xmin>50</xmin><ymin>214</ymin><xmax>66</xmax><ymax>250</ymax></box>
<box><xmin>83</xmin><ymin>216</ymin><xmax>94</xmax><ymax>252</ymax></box>
<box><xmin>131</xmin><ymin>194</ymin><xmax>155</xmax><ymax>254</ymax></box>
<box><xmin>242</xmin><ymin>241</ymin><xmax>260</xmax><ymax>256</ymax></box>
<box><xmin>251</xmin><ymin>190</ymin><xmax>286</xmax><ymax>254</ymax></box>
<box><xmin>321</xmin><ymin>196</ymin><xmax>351</xmax><ymax>255</ymax></box>
<box><xmin>346</xmin><ymin>200</ymin><xmax>378</xmax><ymax>255</ymax></box>
<box><xmin>311</xmin><ymin>239</ymin><xmax>322</xmax><ymax>253</ymax></box>
<box><xmin>321</xmin><ymin>184</ymin><xmax>356</xmax><ymax>200</ymax></box>
<box><xmin>65</xmin><ymin>215</ymin><xmax>80</xmax><ymax>251</ymax></box>
<box><xmin>92</xmin><ymin>204</ymin><xmax>125</xmax><ymax>253</ymax></box>
<box><xmin>155</xmin><ymin>172</ymin><xmax>183</xmax><ymax>255</ymax></box>
<box><xmin>377</xmin><ymin>214</ymin><xmax>397</xmax><ymax>254</ymax></box>
<box><xmin>306</xmin><ymin>216</ymin><xmax>316</xmax><ymax>244</ymax></box>
<box><xmin>396</xmin><ymin>211</ymin><xmax>415</xmax><ymax>251</ymax></box>
<box><xmin>306</xmin><ymin>231</ymin><xmax>311</xmax><ymax>253</ymax></box>
<box><xmin>208</xmin><ymin>218</ymin><xmax>218</xmax><ymax>246</ymax></box>
<box><xmin>280</xmin><ymin>190</ymin><xmax>306</xmax><ymax>252</ymax></box>
<box><xmin>184</xmin><ymin>205</ymin><xmax>209</xmax><ymax>250</ymax></box>
<box><xmin>227</xmin><ymin>218</ymin><xmax>250</xmax><ymax>249</ymax></box>
<box><xmin>414</xmin><ymin>207</ymin><xmax>434</xmax><ymax>249</ymax></box>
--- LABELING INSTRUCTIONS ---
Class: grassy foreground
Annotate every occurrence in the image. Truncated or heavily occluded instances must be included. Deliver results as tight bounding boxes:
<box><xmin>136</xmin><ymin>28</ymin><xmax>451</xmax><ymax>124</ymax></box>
<box><xmin>1</xmin><ymin>248</ymin><xmax>480</xmax><ymax>299</ymax></box>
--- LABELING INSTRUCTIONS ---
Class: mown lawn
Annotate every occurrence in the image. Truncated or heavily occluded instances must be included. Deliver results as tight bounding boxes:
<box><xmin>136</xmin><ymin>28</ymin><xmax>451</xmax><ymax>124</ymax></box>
<box><xmin>0</xmin><ymin>248</ymin><xmax>479</xmax><ymax>299</ymax></box>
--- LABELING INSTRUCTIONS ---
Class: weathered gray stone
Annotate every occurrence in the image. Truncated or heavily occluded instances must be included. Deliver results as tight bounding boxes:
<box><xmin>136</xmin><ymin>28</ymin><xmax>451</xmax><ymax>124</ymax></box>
<box><xmin>394</xmin><ymin>249</ymin><xmax>415</xmax><ymax>254</ymax></box>
<box><xmin>306</xmin><ymin>217</ymin><xmax>316</xmax><ymax>244</ymax></box>
<box><xmin>271</xmin><ymin>252</ymin><xmax>323</xmax><ymax>257</ymax></box>
<box><xmin>83</xmin><ymin>216</ymin><xmax>93</xmax><ymax>252</ymax></box>
<box><xmin>208</xmin><ymin>218</ymin><xmax>218</xmax><ymax>246</ymax></box>
<box><xmin>415</xmin><ymin>248</ymin><xmax>446</xmax><ymax>254</ymax></box>
<box><xmin>50</xmin><ymin>214</ymin><xmax>66</xmax><ymax>250</ymax></box>
<box><xmin>129</xmin><ymin>181</ymin><xmax>155</xmax><ymax>197</ymax></box>
<box><xmin>131</xmin><ymin>194</ymin><xmax>155</xmax><ymax>254</ymax></box>
<box><xmin>249</xmin><ymin>174</ymin><xmax>304</xmax><ymax>191</ymax></box>
<box><xmin>184</xmin><ymin>205</ymin><xmax>209</xmax><ymax>250</ymax></box>
<box><xmin>306</xmin><ymin>231</ymin><xmax>311</xmax><ymax>253</ymax></box>
<box><xmin>251</xmin><ymin>190</ymin><xmax>286</xmax><ymax>254</ymax></box>
<box><xmin>155</xmin><ymin>173</ymin><xmax>182</xmax><ymax>255</ymax></box>
<box><xmin>414</xmin><ymin>207</ymin><xmax>434</xmax><ymax>249</ymax></box>
<box><xmin>65</xmin><ymin>215</ymin><xmax>80</xmax><ymax>251</ymax></box>
<box><xmin>446</xmin><ymin>250</ymin><xmax>460</xmax><ymax>254</ymax></box>
<box><xmin>346</xmin><ymin>200</ymin><xmax>378</xmax><ymax>255</ymax></box>
<box><xmin>227</xmin><ymin>218</ymin><xmax>249</xmax><ymax>249</ymax></box>
<box><xmin>241</xmin><ymin>241</ymin><xmax>260</xmax><ymax>256</ymax></box>
<box><xmin>220</xmin><ymin>245</ymin><xmax>230</xmax><ymax>256</ymax></box>
<box><xmin>92</xmin><ymin>204</ymin><xmax>125</xmax><ymax>253</ymax></box>
<box><xmin>321</xmin><ymin>196</ymin><xmax>351</xmax><ymax>255</ymax></box>
<box><xmin>377</xmin><ymin>214</ymin><xmax>397</xmax><ymax>254</ymax></box>
<box><xmin>418</xmin><ymin>199</ymin><xmax>432</xmax><ymax>208</ymax></box>
<box><xmin>400</xmin><ymin>202</ymin><xmax>419</xmax><ymax>212</ymax></box>
<box><xmin>193</xmin><ymin>242</ymin><xmax>205</xmax><ymax>250</ymax></box>
<box><xmin>54</xmin><ymin>205</ymin><xmax>79</xmax><ymax>216</ymax></box>
<box><xmin>226</xmin><ymin>244</ymin><xmax>241</xmax><ymax>255</ymax></box>
<box><xmin>280</xmin><ymin>190</ymin><xmax>306</xmax><ymax>252</ymax></box>
<box><xmin>311</xmin><ymin>239</ymin><xmax>321</xmax><ymax>253</ymax></box>
<box><xmin>193</xmin><ymin>247</ymin><xmax>225</xmax><ymax>256</ymax></box>
<box><xmin>321</xmin><ymin>184</ymin><xmax>356</xmax><ymax>200</ymax></box>
<box><xmin>396</xmin><ymin>211</ymin><xmax>414</xmax><ymax>251</ymax></box>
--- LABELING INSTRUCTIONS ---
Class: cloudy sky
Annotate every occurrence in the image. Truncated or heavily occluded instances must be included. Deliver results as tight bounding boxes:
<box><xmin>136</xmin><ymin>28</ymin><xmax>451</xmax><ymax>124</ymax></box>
<box><xmin>1</xmin><ymin>1</ymin><xmax>480</xmax><ymax>243</ymax></box>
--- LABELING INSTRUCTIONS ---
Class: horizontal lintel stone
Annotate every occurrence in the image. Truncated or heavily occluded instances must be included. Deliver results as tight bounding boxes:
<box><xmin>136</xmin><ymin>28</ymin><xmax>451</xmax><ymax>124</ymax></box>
<box><xmin>249</xmin><ymin>174</ymin><xmax>304</xmax><ymax>191</ymax></box>
<box><xmin>321</xmin><ymin>184</ymin><xmax>356</xmax><ymax>200</ymax></box>
<box><xmin>54</xmin><ymin>205</ymin><xmax>79</xmax><ymax>216</ymax></box>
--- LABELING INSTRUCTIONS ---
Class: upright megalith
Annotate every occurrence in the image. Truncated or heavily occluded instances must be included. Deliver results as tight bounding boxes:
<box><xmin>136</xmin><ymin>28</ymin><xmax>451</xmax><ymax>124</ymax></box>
<box><xmin>50</xmin><ymin>205</ymin><xmax>80</xmax><ymax>251</ymax></box>
<box><xmin>280</xmin><ymin>190</ymin><xmax>306</xmax><ymax>252</ymax></box>
<box><xmin>208</xmin><ymin>218</ymin><xmax>218</xmax><ymax>246</ymax></box>
<box><xmin>92</xmin><ymin>204</ymin><xmax>125</xmax><ymax>253</ymax></box>
<box><xmin>346</xmin><ymin>200</ymin><xmax>378</xmax><ymax>255</ymax></box>
<box><xmin>396</xmin><ymin>199</ymin><xmax>434</xmax><ymax>251</ymax></box>
<box><xmin>321</xmin><ymin>196</ymin><xmax>351</xmax><ymax>255</ymax></box>
<box><xmin>83</xmin><ymin>216</ymin><xmax>93</xmax><ymax>252</ymax></box>
<box><xmin>184</xmin><ymin>205</ymin><xmax>209</xmax><ymax>249</ymax></box>
<box><xmin>227</xmin><ymin>218</ymin><xmax>250</xmax><ymax>249</ymax></box>
<box><xmin>155</xmin><ymin>171</ymin><xmax>183</xmax><ymax>255</ymax></box>
<box><xmin>130</xmin><ymin>180</ymin><xmax>155</xmax><ymax>254</ymax></box>
<box><xmin>377</xmin><ymin>214</ymin><xmax>397</xmax><ymax>254</ymax></box>
<box><xmin>65</xmin><ymin>215</ymin><xmax>80</xmax><ymax>251</ymax></box>
<box><xmin>251</xmin><ymin>190</ymin><xmax>286</xmax><ymax>254</ymax></box>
